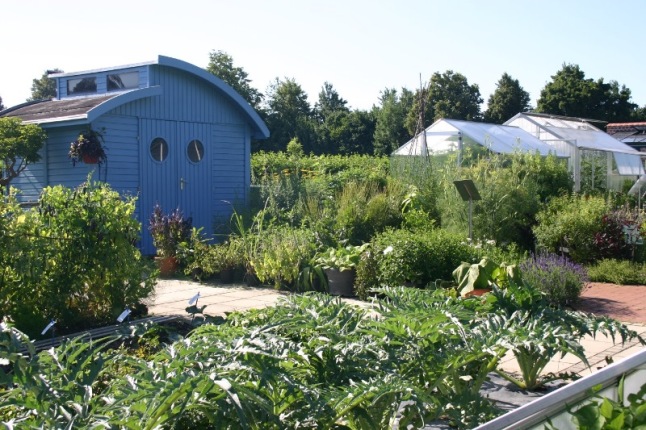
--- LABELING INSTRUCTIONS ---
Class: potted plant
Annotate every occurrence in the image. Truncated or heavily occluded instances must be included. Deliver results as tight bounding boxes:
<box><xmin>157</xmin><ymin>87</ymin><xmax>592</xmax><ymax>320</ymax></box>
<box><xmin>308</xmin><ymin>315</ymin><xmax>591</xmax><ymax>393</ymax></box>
<box><xmin>315</xmin><ymin>243</ymin><xmax>368</xmax><ymax>297</ymax></box>
<box><xmin>148</xmin><ymin>204</ymin><xmax>192</xmax><ymax>277</ymax></box>
<box><xmin>214</xmin><ymin>238</ymin><xmax>244</xmax><ymax>283</ymax></box>
<box><xmin>69</xmin><ymin>129</ymin><xmax>107</xmax><ymax>166</ymax></box>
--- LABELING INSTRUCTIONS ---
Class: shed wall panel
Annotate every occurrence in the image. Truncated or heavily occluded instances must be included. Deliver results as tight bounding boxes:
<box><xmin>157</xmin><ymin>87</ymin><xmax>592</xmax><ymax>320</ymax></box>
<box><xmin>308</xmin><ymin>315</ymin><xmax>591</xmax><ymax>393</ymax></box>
<box><xmin>111</xmin><ymin>67</ymin><xmax>248</xmax><ymax>126</ymax></box>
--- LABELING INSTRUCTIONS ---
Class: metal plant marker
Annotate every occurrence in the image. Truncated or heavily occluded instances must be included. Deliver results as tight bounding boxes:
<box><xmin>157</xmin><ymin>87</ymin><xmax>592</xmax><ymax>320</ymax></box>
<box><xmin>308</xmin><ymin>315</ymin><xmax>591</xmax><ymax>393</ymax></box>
<box><xmin>453</xmin><ymin>179</ymin><xmax>481</xmax><ymax>242</ymax></box>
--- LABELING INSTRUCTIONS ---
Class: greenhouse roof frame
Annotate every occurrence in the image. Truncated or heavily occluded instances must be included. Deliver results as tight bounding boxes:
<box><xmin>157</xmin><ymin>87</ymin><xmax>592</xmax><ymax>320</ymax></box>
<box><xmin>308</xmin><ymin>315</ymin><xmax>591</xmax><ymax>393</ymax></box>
<box><xmin>392</xmin><ymin>118</ymin><xmax>567</xmax><ymax>157</ymax></box>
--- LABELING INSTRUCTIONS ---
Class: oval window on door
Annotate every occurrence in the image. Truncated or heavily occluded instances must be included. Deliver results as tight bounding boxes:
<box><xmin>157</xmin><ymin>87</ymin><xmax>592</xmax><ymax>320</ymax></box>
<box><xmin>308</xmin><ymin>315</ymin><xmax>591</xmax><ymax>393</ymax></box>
<box><xmin>187</xmin><ymin>139</ymin><xmax>204</xmax><ymax>163</ymax></box>
<box><xmin>150</xmin><ymin>137</ymin><xmax>168</xmax><ymax>162</ymax></box>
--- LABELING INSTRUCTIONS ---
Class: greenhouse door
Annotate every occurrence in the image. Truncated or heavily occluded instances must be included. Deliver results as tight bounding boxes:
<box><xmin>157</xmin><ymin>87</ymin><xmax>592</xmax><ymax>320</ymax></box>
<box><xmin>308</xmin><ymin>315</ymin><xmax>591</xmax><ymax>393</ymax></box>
<box><xmin>140</xmin><ymin>119</ymin><xmax>212</xmax><ymax>254</ymax></box>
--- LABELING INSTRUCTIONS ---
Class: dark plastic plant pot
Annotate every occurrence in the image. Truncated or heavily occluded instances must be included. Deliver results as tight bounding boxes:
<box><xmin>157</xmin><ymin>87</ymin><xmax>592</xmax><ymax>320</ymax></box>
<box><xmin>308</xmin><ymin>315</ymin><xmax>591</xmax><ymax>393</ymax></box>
<box><xmin>325</xmin><ymin>268</ymin><xmax>356</xmax><ymax>297</ymax></box>
<box><xmin>220</xmin><ymin>268</ymin><xmax>234</xmax><ymax>284</ymax></box>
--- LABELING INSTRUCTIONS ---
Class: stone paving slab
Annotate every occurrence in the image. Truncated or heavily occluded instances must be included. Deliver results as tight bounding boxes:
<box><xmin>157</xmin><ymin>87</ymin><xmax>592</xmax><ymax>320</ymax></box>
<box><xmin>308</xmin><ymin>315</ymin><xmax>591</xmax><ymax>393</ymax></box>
<box><xmin>146</xmin><ymin>279</ymin><xmax>288</xmax><ymax>318</ymax></box>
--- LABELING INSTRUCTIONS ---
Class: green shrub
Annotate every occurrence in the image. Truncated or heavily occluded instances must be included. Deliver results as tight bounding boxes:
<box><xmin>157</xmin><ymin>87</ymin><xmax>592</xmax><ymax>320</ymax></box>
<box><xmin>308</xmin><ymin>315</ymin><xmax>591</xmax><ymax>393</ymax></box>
<box><xmin>435</xmin><ymin>152</ymin><xmax>572</xmax><ymax>250</ymax></box>
<box><xmin>0</xmin><ymin>178</ymin><xmax>156</xmax><ymax>337</ymax></box>
<box><xmin>250</xmin><ymin>226</ymin><xmax>318</xmax><ymax>289</ymax></box>
<box><xmin>181</xmin><ymin>230</ymin><xmax>245</xmax><ymax>281</ymax></box>
<box><xmin>587</xmin><ymin>259</ymin><xmax>646</xmax><ymax>285</ymax></box>
<box><xmin>372</xmin><ymin>228</ymin><xmax>476</xmax><ymax>287</ymax></box>
<box><xmin>334</xmin><ymin>181</ymin><xmax>403</xmax><ymax>245</ymax></box>
<box><xmin>519</xmin><ymin>253</ymin><xmax>589</xmax><ymax>306</ymax></box>
<box><xmin>354</xmin><ymin>245</ymin><xmax>380</xmax><ymax>300</ymax></box>
<box><xmin>534</xmin><ymin>194</ymin><xmax>611</xmax><ymax>263</ymax></box>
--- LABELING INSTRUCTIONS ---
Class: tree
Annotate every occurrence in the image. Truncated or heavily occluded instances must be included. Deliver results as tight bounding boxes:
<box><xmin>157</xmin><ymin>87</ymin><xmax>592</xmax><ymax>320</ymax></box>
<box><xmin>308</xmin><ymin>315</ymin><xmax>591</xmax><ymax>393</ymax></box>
<box><xmin>316</xmin><ymin>109</ymin><xmax>375</xmax><ymax>155</ymax></box>
<box><xmin>206</xmin><ymin>50</ymin><xmax>263</xmax><ymax>109</ymax></box>
<box><xmin>404</xmin><ymin>71</ymin><xmax>482</xmax><ymax>136</ymax></box>
<box><xmin>313</xmin><ymin>82</ymin><xmax>374</xmax><ymax>154</ymax></box>
<box><xmin>484</xmin><ymin>73</ymin><xmax>532</xmax><ymax>124</ymax></box>
<box><xmin>536</xmin><ymin>64</ymin><xmax>637</xmax><ymax>122</ymax></box>
<box><xmin>261</xmin><ymin>77</ymin><xmax>315</xmax><ymax>152</ymax></box>
<box><xmin>0</xmin><ymin>96</ymin><xmax>4</xmax><ymax>111</ymax></box>
<box><xmin>28</xmin><ymin>69</ymin><xmax>61</xmax><ymax>102</ymax></box>
<box><xmin>373</xmin><ymin>88</ymin><xmax>415</xmax><ymax>155</ymax></box>
<box><xmin>314</xmin><ymin>82</ymin><xmax>349</xmax><ymax>123</ymax></box>
<box><xmin>632</xmin><ymin>105</ymin><xmax>646</xmax><ymax>121</ymax></box>
<box><xmin>0</xmin><ymin>117</ymin><xmax>47</xmax><ymax>190</ymax></box>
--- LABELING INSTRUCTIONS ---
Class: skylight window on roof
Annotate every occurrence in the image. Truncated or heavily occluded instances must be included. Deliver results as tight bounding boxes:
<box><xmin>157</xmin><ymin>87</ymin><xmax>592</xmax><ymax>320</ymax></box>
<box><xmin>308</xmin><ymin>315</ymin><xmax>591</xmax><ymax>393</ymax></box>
<box><xmin>107</xmin><ymin>71</ymin><xmax>139</xmax><ymax>91</ymax></box>
<box><xmin>67</xmin><ymin>77</ymin><xmax>97</xmax><ymax>95</ymax></box>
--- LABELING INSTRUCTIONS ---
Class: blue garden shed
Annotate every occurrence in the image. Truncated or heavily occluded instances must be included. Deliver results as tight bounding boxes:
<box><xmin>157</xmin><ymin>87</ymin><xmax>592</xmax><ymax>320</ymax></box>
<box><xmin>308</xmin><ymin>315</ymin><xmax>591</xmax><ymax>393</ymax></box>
<box><xmin>1</xmin><ymin>55</ymin><xmax>269</xmax><ymax>254</ymax></box>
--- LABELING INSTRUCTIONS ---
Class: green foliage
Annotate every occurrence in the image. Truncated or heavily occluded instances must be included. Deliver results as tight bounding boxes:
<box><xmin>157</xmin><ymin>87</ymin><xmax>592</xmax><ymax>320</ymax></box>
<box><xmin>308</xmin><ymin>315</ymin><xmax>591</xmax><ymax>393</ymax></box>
<box><xmin>483</xmin><ymin>72</ymin><xmax>532</xmax><ymax>124</ymax></box>
<box><xmin>0</xmin><ymin>177</ymin><xmax>156</xmax><ymax>337</ymax></box>
<box><xmin>488</xmin><ymin>282</ymin><xmax>644</xmax><ymax>391</ymax></box>
<box><xmin>426</xmin><ymin>70</ymin><xmax>483</xmax><ymax>122</ymax></box>
<box><xmin>334</xmin><ymin>181</ymin><xmax>404</xmax><ymax>244</ymax></box>
<box><xmin>373</xmin><ymin>87</ymin><xmax>415</xmax><ymax>155</ymax></box>
<box><xmin>562</xmin><ymin>375</ymin><xmax>646</xmax><ymax>430</ymax></box>
<box><xmin>28</xmin><ymin>69</ymin><xmax>60</xmax><ymax>102</ymax></box>
<box><xmin>250</xmin><ymin>225</ymin><xmax>318</xmax><ymax>289</ymax></box>
<box><xmin>262</xmin><ymin>77</ymin><xmax>315</xmax><ymax>152</ymax></box>
<box><xmin>181</xmin><ymin>231</ymin><xmax>246</xmax><ymax>281</ymax></box>
<box><xmin>354</xmin><ymin>245</ymin><xmax>380</xmax><ymax>300</ymax></box>
<box><xmin>2</xmin><ymin>282</ymin><xmax>644</xmax><ymax>428</ymax></box>
<box><xmin>251</xmin><ymin>151</ymin><xmax>390</xmax><ymax>189</ymax></box>
<box><xmin>0</xmin><ymin>117</ymin><xmax>47</xmax><ymax>189</ymax></box>
<box><xmin>372</xmin><ymin>227</ymin><xmax>476</xmax><ymax>287</ymax></box>
<box><xmin>452</xmin><ymin>258</ymin><xmax>521</xmax><ymax>297</ymax></box>
<box><xmin>534</xmin><ymin>194</ymin><xmax>611</xmax><ymax>263</ymax></box>
<box><xmin>206</xmin><ymin>50</ymin><xmax>263</xmax><ymax>109</ymax></box>
<box><xmin>315</xmin><ymin>243</ymin><xmax>369</xmax><ymax>272</ymax></box>
<box><xmin>433</xmin><ymin>151</ymin><xmax>571</xmax><ymax>250</ymax></box>
<box><xmin>587</xmin><ymin>259</ymin><xmax>646</xmax><ymax>285</ymax></box>
<box><xmin>536</xmin><ymin>63</ymin><xmax>637</xmax><ymax>123</ymax></box>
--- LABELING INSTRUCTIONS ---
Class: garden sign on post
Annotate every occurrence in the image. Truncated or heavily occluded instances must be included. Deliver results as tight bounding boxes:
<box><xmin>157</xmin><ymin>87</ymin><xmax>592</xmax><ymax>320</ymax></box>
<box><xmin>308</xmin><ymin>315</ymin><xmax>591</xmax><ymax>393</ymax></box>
<box><xmin>453</xmin><ymin>179</ymin><xmax>481</xmax><ymax>242</ymax></box>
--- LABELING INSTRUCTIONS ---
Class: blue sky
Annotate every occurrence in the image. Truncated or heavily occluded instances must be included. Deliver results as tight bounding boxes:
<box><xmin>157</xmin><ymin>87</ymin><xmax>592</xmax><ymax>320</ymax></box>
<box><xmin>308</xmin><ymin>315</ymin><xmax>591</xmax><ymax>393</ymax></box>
<box><xmin>2</xmin><ymin>0</ymin><xmax>645</xmax><ymax>114</ymax></box>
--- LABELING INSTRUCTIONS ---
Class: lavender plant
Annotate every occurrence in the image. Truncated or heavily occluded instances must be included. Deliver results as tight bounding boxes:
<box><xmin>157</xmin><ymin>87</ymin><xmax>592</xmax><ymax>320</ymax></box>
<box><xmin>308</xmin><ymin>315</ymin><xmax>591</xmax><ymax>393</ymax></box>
<box><xmin>520</xmin><ymin>252</ymin><xmax>589</xmax><ymax>306</ymax></box>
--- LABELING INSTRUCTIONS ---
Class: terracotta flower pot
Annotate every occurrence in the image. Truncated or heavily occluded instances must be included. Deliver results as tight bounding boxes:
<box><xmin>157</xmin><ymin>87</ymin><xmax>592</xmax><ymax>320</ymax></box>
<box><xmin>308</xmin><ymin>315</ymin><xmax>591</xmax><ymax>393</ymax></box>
<box><xmin>155</xmin><ymin>256</ymin><xmax>178</xmax><ymax>277</ymax></box>
<box><xmin>82</xmin><ymin>154</ymin><xmax>100</xmax><ymax>164</ymax></box>
<box><xmin>465</xmin><ymin>288</ymin><xmax>491</xmax><ymax>297</ymax></box>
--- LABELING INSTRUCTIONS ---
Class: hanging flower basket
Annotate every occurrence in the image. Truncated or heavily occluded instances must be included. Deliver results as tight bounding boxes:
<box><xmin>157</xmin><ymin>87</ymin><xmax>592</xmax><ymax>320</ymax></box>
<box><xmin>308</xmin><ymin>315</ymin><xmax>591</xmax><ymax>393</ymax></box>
<box><xmin>69</xmin><ymin>129</ymin><xmax>107</xmax><ymax>166</ymax></box>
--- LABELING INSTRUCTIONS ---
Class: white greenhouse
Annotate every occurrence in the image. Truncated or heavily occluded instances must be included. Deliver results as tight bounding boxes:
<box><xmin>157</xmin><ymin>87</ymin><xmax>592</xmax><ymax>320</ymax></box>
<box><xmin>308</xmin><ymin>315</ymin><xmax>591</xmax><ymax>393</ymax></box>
<box><xmin>505</xmin><ymin>113</ymin><xmax>645</xmax><ymax>192</ymax></box>
<box><xmin>392</xmin><ymin>118</ymin><xmax>565</xmax><ymax>160</ymax></box>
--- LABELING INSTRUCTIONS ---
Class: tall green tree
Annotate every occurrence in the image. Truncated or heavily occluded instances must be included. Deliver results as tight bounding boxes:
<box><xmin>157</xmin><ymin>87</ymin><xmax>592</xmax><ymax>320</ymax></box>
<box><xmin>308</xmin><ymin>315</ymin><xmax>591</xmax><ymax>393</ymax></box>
<box><xmin>261</xmin><ymin>77</ymin><xmax>315</xmax><ymax>152</ymax></box>
<box><xmin>536</xmin><ymin>63</ymin><xmax>637</xmax><ymax>122</ymax></box>
<box><xmin>0</xmin><ymin>117</ymin><xmax>47</xmax><ymax>190</ymax></box>
<box><xmin>373</xmin><ymin>88</ymin><xmax>414</xmax><ymax>155</ymax></box>
<box><xmin>28</xmin><ymin>69</ymin><xmax>61</xmax><ymax>102</ymax></box>
<box><xmin>313</xmin><ymin>82</ymin><xmax>374</xmax><ymax>154</ymax></box>
<box><xmin>316</xmin><ymin>109</ymin><xmax>375</xmax><ymax>155</ymax></box>
<box><xmin>483</xmin><ymin>73</ymin><xmax>532</xmax><ymax>124</ymax></box>
<box><xmin>0</xmin><ymin>96</ymin><xmax>4</xmax><ymax>111</ymax></box>
<box><xmin>404</xmin><ymin>71</ymin><xmax>483</xmax><ymax>135</ymax></box>
<box><xmin>206</xmin><ymin>50</ymin><xmax>263</xmax><ymax>110</ymax></box>
<box><xmin>314</xmin><ymin>82</ymin><xmax>349</xmax><ymax>122</ymax></box>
